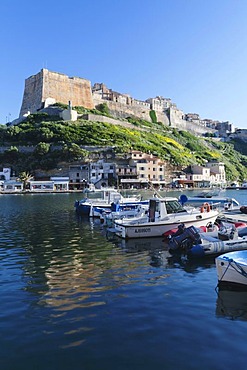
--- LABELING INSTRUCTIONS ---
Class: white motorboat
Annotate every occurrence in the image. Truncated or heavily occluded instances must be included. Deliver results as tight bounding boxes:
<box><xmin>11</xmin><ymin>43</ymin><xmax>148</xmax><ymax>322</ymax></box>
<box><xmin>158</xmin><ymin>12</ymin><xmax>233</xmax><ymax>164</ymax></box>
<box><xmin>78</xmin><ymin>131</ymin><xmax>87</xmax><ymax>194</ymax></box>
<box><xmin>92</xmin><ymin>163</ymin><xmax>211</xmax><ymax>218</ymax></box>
<box><xmin>102</xmin><ymin>203</ymin><xmax>149</xmax><ymax>226</ymax></box>
<box><xmin>113</xmin><ymin>197</ymin><xmax>219</xmax><ymax>239</ymax></box>
<box><xmin>216</xmin><ymin>250</ymin><xmax>247</xmax><ymax>288</ymax></box>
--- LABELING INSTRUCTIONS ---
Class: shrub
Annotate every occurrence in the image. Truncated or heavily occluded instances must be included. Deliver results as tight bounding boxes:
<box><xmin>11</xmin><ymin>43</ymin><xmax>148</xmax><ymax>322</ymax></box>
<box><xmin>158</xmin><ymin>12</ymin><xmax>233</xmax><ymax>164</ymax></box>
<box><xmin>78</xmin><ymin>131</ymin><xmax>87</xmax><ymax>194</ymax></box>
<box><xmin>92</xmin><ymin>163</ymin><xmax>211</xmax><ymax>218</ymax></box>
<box><xmin>149</xmin><ymin>110</ymin><xmax>157</xmax><ymax>123</ymax></box>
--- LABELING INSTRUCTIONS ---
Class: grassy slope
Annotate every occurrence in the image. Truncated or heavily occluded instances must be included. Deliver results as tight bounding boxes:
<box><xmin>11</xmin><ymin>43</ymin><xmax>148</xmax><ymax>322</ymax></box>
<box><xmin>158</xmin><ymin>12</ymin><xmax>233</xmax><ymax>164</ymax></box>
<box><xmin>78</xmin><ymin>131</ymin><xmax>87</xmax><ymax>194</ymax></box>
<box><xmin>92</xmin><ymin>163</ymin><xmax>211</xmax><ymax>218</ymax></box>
<box><xmin>0</xmin><ymin>112</ymin><xmax>246</xmax><ymax>181</ymax></box>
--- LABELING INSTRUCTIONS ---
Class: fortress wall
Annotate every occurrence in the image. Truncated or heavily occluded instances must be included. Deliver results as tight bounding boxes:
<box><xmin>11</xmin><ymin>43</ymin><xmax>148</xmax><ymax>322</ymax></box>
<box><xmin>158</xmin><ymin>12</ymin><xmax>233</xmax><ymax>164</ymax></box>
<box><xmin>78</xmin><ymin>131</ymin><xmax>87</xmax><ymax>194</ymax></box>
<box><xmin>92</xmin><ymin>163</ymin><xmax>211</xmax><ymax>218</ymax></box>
<box><xmin>169</xmin><ymin>108</ymin><xmax>216</xmax><ymax>135</ymax></box>
<box><xmin>171</xmin><ymin>118</ymin><xmax>216</xmax><ymax>134</ymax></box>
<box><xmin>42</xmin><ymin>69</ymin><xmax>94</xmax><ymax>109</ymax></box>
<box><xmin>93</xmin><ymin>98</ymin><xmax>166</xmax><ymax>124</ymax></box>
<box><xmin>19</xmin><ymin>69</ymin><xmax>215</xmax><ymax>136</ymax></box>
<box><xmin>20</xmin><ymin>69</ymin><xmax>94</xmax><ymax>117</ymax></box>
<box><xmin>20</xmin><ymin>71</ymin><xmax>43</xmax><ymax>117</ymax></box>
<box><xmin>232</xmin><ymin>130</ymin><xmax>247</xmax><ymax>142</ymax></box>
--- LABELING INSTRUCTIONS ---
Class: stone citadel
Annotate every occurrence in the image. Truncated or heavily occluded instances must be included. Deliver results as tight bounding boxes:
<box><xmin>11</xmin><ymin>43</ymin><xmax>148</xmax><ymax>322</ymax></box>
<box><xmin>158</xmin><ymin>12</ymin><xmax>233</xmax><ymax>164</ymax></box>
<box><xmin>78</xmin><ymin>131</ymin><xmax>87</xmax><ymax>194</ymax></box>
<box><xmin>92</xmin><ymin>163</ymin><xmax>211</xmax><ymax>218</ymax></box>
<box><xmin>18</xmin><ymin>68</ymin><xmax>235</xmax><ymax>137</ymax></box>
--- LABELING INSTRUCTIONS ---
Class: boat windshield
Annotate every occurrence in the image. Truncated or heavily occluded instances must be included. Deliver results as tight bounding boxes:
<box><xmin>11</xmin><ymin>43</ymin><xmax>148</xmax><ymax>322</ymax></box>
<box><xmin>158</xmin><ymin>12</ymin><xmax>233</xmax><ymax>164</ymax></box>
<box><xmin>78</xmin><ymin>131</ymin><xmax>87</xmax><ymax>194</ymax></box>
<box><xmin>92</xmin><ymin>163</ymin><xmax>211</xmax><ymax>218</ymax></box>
<box><xmin>165</xmin><ymin>200</ymin><xmax>186</xmax><ymax>214</ymax></box>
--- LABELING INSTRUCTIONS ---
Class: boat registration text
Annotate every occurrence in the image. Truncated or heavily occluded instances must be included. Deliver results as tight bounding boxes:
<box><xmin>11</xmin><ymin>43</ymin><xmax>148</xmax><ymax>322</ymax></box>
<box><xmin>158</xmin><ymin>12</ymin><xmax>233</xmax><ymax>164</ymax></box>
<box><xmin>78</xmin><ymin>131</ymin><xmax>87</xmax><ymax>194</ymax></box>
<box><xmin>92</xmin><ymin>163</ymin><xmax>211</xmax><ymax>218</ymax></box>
<box><xmin>135</xmin><ymin>228</ymin><xmax>151</xmax><ymax>233</ymax></box>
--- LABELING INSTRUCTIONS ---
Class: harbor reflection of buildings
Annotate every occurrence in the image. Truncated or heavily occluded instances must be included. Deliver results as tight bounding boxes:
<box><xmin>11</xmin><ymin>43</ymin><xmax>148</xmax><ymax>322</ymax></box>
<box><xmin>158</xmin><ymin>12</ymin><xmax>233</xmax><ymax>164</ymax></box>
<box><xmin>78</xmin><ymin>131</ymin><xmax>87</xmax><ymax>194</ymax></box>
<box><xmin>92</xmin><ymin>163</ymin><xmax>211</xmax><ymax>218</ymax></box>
<box><xmin>40</xmin><ymin>240</ymin><xmax>168</xmax><ymax>309</ymax></box>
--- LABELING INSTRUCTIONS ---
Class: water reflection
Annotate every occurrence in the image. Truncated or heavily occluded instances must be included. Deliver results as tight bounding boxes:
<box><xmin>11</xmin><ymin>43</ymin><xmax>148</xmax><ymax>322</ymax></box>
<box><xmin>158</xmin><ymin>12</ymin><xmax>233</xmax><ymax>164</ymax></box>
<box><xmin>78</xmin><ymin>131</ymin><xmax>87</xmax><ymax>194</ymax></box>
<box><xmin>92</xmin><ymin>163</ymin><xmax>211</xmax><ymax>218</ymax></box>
<box><xmin>167</xmin><ymin>254</ymin><xmax>216</xmax><ymax>273</ymax></box>
<box><xmin>216</xmin><ymin>288</ymin><xmax>247</xmax><ymax>321</ymax></box>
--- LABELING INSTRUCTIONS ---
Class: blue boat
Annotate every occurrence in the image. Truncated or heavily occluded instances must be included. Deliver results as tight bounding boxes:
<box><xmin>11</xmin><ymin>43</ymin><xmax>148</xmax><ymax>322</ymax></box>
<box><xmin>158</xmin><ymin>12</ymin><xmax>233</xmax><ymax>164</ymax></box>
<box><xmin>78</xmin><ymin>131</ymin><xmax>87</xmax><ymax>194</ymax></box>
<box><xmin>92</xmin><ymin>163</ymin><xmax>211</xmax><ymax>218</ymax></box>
<box><xmin>179</xmin><ymin>193</ymin><xmax>239</xmax><ymax>210</ymax></box>
<box><xmin>74</xmin><ymin>188</ymin><xmax>147</xmax><ymax>216</ymax></box>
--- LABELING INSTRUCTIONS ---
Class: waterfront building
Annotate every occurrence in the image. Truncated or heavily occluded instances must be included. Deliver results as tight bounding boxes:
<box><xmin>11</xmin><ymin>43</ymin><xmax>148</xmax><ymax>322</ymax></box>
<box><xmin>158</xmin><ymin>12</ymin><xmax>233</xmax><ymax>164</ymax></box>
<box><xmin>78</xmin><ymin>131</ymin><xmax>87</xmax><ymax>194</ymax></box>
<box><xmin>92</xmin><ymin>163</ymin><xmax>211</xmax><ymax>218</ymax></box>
<box><xmin>69</xmin><ymin>164</ymin><xmax>90</xmax><ymax>190</ymax></box>
<box><xmin>185</xmin><ymin>161</ymin><xmax>226</xmax><ymax>188</ymax></box>
<box><xmin>3</xmin><ymin>180</ymin><xmax>23</xmax><ymax>192</ymax></box>
<box><xmin>117</xmin><ymin>150</ymin><xmax>167</xmax><ymax>189</ymax></box>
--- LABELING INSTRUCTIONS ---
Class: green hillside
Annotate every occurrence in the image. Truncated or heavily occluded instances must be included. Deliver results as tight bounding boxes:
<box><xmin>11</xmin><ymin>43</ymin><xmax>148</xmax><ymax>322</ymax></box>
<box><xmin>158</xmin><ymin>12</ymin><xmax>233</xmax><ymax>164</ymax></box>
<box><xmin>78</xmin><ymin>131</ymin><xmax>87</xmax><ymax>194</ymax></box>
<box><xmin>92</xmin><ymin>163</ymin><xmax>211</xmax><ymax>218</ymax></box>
<box><xmin>0</xmin><ymin>111</ymin><xmax>246</xmax><ymax>181</ymax></box>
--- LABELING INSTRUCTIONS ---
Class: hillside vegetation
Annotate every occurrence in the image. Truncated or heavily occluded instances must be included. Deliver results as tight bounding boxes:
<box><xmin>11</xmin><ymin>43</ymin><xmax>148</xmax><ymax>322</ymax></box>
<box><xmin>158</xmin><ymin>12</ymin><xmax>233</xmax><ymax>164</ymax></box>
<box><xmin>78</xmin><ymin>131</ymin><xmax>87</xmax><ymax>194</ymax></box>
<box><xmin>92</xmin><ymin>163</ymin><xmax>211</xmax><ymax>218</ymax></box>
<box><xmin>0</xmin><ymin>111</ymin><xmax>246</xmax><ymax>181</ymax></box>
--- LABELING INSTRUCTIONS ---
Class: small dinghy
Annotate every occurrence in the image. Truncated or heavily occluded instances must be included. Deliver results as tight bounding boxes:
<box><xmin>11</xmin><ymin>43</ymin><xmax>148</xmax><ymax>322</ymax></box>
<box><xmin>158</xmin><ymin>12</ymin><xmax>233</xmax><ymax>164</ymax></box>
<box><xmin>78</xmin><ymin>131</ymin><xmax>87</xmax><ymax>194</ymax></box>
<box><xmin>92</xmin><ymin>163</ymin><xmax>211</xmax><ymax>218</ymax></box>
<box><xmin>168</xmin><ymin>222</ymin><xmax>247</xmax><ymax>258</ymax></box>
<box><xmin>216</xmin><ymin>250</ymin><xmax>247</xmax><ymax>289</ymax></box>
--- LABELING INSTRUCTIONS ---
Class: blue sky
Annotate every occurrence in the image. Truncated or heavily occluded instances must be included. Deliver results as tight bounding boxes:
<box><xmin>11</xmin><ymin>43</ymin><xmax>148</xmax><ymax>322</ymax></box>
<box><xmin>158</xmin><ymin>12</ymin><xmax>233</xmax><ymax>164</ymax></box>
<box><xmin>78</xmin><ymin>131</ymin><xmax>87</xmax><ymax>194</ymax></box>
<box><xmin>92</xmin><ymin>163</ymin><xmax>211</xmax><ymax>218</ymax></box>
<box><xmin>1</xmin><ymin>0</ymin><xmax>247</xmax><ymax>128</ymax></box>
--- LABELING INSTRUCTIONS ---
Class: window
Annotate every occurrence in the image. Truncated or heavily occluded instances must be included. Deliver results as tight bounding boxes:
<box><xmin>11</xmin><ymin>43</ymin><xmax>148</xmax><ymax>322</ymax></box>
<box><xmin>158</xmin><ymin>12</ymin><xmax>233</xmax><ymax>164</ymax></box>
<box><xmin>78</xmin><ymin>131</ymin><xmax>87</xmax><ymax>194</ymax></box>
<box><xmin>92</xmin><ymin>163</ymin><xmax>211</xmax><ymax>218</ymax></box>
<box><xmin>165</xmin><ymin>200</ymin><xmax>185</xmax><ymax>214</ymax></box>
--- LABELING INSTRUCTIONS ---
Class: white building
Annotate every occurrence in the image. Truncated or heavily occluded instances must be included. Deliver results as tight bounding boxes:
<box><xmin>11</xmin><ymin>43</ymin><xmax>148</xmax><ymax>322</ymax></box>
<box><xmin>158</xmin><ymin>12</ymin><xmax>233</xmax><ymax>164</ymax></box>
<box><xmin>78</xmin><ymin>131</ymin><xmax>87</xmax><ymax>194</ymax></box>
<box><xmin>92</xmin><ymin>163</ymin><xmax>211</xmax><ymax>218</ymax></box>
<box><xmin>186</xmin><ymin>162</ymin><xmax>226</xmax><ymax>187</ymax></box>
<box><xmin>186</xmin><ymin>165</ymin><xmax>211</xmax><ymax>187</ymax></box>
<box><xmin>29</xmin><ymin>177</ymin><xmax>69</xmax><ymax>192</ymax></box>
<box><xmin>0</xmin><ymin>167</ymin><xmax>11</xmax><ymax>181</ymax></box>
<box><xmin>89</xmin><ymin>160</ymin><xmax>116</xmax><ymax>188</ymax></box>
<box><xmin>29</xmin><ymin>181</ymin><xmax>54</xmax><ymax>192</ymax></box>
<box><xmin>145</xmin><ymin>96</ymin><xmax>172</xmax><ymax>112</ymax></box>
<box><xmin>3</xmin><ymin>180</ymin><xmax>23</xmax><ymax>192</ymax></box>
<box><xmin>50</xmin><ymin>177</ymin><xmax>69</xmax><ymax>191</ymax></box>
<box><xmin>207</xmin><ymin>161</ymin><xmax>226</xmax><ymax>185</ymax></box>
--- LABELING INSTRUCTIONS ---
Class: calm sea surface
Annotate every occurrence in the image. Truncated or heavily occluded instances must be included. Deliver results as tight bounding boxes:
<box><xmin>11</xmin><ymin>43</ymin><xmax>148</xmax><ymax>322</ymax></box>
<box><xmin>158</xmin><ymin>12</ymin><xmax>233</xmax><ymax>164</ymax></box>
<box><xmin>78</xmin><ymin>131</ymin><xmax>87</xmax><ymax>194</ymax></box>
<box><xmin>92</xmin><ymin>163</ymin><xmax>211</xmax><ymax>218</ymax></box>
<box><xmin>1</xmin><ymin>189</ymin><xmax>247</xmax><ymax>370</ymax></box>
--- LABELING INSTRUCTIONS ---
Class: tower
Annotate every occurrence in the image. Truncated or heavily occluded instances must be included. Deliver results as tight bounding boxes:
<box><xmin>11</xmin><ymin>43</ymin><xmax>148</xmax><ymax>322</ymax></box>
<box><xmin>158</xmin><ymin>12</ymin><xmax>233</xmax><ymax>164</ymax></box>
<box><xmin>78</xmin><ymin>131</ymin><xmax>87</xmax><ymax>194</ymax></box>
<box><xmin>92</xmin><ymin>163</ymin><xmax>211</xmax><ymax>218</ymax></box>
<box><xmin>19</xmin><ymin>68</ymin><xmax>94</xmax><ymax>117</ymax></box>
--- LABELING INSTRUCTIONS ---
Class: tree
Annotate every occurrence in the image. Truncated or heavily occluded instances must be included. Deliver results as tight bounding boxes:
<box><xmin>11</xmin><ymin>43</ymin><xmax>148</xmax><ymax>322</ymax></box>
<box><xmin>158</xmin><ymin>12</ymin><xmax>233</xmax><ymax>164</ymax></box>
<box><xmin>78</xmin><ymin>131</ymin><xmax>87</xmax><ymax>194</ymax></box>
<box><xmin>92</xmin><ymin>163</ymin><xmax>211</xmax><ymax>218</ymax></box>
<box><xmin>62</xmin><ymin>143</ymin><xmax>88</xmax><ymax>161</ymax></box>
<box><xmin>96</xmin><ymin>103</ymin><xmax>110</xmax><ymax>116</ymax></box>
<box><xmin>18</xmin><ymin>171</ymin><xmax>33</xmax><ymax>190</ymax></box>
<box><xmin>35</xmin><ymin>142</ymin><xmax>50</xmax><ymax>156</ymax></box>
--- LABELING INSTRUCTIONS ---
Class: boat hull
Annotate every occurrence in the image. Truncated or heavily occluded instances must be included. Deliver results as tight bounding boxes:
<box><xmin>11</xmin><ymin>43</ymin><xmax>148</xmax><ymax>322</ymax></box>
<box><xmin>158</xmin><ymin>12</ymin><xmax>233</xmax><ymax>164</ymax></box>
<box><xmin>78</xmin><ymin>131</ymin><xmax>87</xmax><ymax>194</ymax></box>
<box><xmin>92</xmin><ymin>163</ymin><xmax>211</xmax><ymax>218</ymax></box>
<box><xmin>75</xmin><ymin>200</ymin><xmax>148</xmax><ymax>217</ymax></box>
<box><xmin>216</xmin><ymin>251</ymin><xmax>247</xmax><ymax>287</ymax></box>
<box><xmin>189</xmin><ymin>236</ymin><xmax>247</xmax><ymax>257</ymax></box>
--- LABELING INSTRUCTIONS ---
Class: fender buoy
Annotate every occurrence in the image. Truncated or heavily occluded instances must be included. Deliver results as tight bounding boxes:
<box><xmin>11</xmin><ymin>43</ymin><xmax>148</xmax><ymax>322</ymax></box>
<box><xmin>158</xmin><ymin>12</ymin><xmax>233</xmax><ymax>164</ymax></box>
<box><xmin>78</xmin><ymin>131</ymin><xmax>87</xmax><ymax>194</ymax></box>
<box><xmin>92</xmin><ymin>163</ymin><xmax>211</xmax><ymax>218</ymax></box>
<box><xmin>201</xmin><ymin>202</ymin><xmax>210</xmax><ymax>213</ymax></box>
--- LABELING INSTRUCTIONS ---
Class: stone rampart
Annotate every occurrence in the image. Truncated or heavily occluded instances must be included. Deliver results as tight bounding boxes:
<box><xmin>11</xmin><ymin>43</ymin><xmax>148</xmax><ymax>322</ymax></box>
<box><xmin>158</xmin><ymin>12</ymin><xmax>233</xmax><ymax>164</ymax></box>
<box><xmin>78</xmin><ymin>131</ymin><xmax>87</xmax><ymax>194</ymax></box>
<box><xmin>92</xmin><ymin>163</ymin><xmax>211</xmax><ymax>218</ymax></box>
<box><xmin>19</xmin><ymin>69</ymin><xmax>216</xmax><ymax>136</ymax></box>
<box><xmin>93</xmin><ymin>98</ymin><xmax>166</xmax><ymax>124</ymax></box>
<box><xmin>169</xmin><ymin>107</ymin><xmax>216</xmax><ymax>135</ymax></box>
<box><xmin>231</xmin><ymin>129</ymin><xmax>247</xmax><ymax>142</ymax></box>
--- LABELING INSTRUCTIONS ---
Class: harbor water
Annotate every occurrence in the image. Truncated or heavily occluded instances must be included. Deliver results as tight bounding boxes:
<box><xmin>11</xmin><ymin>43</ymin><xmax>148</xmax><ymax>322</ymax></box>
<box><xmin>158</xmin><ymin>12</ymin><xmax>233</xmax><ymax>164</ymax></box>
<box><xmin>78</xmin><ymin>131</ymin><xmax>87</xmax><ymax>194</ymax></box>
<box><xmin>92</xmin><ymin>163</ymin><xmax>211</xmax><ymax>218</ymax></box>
<box><xmin>0</xmin><ymin>189</ymin><xmax>247</xmax><ymax>370</ymax></box>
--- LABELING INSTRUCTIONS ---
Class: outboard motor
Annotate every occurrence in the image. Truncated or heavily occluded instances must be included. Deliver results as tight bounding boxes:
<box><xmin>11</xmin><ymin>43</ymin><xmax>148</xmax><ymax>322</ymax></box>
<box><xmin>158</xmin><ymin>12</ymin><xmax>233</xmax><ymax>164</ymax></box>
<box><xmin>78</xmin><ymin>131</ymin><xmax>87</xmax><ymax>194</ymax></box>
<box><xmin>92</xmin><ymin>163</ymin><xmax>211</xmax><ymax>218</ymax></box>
<box><xmin>169</xmin><ymin>225</ymin><xmax>202</xmax><ymax>253</ymax></box>
<box><xmin>218</xmin><ymin>222</ymin><xmax>237</xmax><ymax>241</ymax></box>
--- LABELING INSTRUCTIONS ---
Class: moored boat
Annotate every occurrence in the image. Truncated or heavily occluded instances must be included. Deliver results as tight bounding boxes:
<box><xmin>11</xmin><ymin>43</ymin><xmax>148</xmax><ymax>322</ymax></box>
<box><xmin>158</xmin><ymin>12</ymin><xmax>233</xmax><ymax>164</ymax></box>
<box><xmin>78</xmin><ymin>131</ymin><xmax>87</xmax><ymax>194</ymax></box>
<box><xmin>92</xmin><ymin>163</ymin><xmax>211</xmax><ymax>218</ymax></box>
<box><xmin>216</xmin><ymin>250</ymin><xmax>247</xmax><ymax>288</ymax></box>
<box><xmin>102</xmin><ymin>203</ymin><xmax>149</xmax><ymax>226</ymax></box>
<box><xmin>179</xmin><ymin>193</ymin><xmax>239</xmax><ymax>210</ymax></box>
<box><xmin>113</xmin><ymin>196</ymin><xmax>219</xmax><ymax>239</ymax></box>
<box><xmin>74</xmin><ymin>188</ymin><xmax>144</xmax><ymax>216</ymax></box>
<box><xmin>168</xmin><ymin>222</ymin><xmax>247</xmax><ymax>258</ymax></box>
